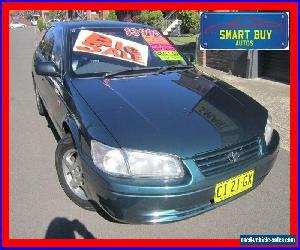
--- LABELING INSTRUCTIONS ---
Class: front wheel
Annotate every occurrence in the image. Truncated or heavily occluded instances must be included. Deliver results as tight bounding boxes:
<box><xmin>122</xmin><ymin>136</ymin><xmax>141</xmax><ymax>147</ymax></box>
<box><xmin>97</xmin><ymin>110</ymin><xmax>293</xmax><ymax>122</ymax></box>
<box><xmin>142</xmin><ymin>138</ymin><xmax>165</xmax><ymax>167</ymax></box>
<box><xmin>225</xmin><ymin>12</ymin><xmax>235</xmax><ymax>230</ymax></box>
<box><xmin>55</xmin><ymin>134</ymin><xmax>95</xmax><ymax>211</ymax></box>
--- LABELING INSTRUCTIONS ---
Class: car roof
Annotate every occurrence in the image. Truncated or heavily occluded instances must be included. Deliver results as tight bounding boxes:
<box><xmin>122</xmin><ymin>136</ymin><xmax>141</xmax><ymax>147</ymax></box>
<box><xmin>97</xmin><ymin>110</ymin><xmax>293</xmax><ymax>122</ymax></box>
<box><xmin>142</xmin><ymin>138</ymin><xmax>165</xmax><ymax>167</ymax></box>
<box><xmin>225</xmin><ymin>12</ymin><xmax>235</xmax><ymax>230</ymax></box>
<box><xmin>53</xmin><ymin>20</ymin><xmax>153</xmax><ymax>30</ymax></box>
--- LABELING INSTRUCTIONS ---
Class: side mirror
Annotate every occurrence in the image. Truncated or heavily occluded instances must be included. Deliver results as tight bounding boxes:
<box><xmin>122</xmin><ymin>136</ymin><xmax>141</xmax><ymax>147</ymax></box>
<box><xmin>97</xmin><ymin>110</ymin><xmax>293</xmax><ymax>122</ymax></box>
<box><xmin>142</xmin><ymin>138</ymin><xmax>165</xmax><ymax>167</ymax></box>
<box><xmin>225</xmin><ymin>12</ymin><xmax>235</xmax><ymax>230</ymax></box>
<box><xmin>35</xmin><ymin>61</ymin><xmax>60</xmax><ymax>77</ymax></box>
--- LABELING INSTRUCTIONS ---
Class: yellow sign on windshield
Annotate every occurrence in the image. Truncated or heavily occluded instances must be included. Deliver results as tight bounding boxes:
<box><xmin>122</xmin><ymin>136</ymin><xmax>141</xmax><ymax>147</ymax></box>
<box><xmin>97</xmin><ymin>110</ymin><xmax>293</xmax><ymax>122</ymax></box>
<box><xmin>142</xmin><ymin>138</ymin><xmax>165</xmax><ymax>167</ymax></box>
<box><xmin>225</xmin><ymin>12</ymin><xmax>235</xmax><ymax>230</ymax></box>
<box><xmin>144</xmin><ymin>35</ymin><xmax>183</xmax><ymax>61</ymax></box>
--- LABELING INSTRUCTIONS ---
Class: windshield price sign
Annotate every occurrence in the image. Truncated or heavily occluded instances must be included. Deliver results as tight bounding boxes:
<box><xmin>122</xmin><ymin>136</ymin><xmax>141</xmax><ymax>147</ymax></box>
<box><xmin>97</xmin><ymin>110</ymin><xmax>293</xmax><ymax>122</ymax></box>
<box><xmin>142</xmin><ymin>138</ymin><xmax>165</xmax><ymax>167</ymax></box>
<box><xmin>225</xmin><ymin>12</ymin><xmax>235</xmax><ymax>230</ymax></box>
<box><xmin>200</xmin><ymin>12</ymin><xmax>289</xmax><ymax>50</ymax></box>
<box><xmin>73</xmin><ymin>30</ymin><xmax>149</xmax><ymax>65</ymax></box>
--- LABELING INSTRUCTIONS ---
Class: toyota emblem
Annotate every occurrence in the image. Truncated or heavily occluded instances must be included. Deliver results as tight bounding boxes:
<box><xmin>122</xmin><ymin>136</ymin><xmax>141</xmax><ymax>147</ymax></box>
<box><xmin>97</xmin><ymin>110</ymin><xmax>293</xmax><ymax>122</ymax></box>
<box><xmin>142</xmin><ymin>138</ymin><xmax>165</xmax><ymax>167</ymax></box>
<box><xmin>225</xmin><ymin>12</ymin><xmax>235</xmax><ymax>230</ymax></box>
<box><xmin>227</xmin><ymin>151</ymin><xmax>240</xmax><ymax>163</ymax></box>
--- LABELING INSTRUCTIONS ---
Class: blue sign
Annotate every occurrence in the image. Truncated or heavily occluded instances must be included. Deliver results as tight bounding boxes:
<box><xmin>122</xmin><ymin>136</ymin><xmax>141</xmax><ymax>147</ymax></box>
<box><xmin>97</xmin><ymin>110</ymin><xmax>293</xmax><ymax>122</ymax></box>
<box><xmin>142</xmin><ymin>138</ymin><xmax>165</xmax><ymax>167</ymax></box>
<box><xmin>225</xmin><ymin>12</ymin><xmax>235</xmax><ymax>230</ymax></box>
<box><xmin>200</xmin><ymin>12</ymin><xmax>289</xmax><ymax>50</ymax></box>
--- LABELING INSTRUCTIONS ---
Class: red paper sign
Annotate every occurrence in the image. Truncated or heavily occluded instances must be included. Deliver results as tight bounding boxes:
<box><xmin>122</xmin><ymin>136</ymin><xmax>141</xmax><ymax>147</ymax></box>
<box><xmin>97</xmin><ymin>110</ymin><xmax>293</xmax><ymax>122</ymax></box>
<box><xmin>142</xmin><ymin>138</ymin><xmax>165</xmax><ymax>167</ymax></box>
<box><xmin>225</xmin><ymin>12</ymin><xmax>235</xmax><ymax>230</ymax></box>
<box><xmin>73</xmin><ymin>30</ymin><xmax>148</xmax><ymax>66</ymax></box>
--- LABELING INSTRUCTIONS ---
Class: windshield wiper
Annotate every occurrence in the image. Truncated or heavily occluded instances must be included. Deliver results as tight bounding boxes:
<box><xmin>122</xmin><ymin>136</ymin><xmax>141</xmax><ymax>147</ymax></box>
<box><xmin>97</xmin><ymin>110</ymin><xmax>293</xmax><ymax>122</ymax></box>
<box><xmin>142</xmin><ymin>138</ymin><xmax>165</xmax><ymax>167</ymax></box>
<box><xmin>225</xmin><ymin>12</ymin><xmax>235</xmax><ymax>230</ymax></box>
<box><xmin>103</xmin><ymin>65</ymin><xmax>194</xmax><ymax>79</ymax></box>
<box><xmin>104</xmin><ymin>66</ymin><xmax>161</xmax><ymax>79</ymax></box>
<box><xmin>156</xmin><ymin>65</ymin><xmax>194</xmax><ymax>74</ymax></box>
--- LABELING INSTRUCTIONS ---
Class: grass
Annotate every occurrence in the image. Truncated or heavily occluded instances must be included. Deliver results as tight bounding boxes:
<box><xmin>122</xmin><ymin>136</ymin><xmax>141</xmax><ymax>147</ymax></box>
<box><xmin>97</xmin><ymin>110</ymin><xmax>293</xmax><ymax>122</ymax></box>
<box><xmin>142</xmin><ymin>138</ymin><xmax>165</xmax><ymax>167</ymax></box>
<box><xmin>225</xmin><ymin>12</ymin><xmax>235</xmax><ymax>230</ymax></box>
<box><xmin>169</xmin><ymin>34</ymin><xmax>198</xmax><ymax>45</ymax></box>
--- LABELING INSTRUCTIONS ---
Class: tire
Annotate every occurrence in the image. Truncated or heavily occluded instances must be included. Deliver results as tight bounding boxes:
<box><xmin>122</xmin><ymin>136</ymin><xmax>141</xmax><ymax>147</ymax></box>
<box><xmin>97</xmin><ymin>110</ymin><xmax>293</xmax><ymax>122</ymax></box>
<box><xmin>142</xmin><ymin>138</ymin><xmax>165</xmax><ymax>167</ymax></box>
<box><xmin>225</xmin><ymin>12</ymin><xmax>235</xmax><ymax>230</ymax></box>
<box><xmin>34</xmin><ymin>86</ymin><xmax>46</xmax><ymax>116</ymax></box>
<box><xmin>55</xmin><ymin>133</ymin><xmax>95</xmax><ymax>211</ymax></box>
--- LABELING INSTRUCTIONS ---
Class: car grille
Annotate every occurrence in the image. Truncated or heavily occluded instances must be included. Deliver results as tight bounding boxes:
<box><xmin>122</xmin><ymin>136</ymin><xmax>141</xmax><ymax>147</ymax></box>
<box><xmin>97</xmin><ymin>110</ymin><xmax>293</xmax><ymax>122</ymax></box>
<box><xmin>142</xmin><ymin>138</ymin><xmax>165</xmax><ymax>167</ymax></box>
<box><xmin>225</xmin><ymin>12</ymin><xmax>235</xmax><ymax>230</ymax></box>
<box><xmin>194</xmin><ymin>138</ymin><xmax>263</xmax><ymax>177</ymax></box>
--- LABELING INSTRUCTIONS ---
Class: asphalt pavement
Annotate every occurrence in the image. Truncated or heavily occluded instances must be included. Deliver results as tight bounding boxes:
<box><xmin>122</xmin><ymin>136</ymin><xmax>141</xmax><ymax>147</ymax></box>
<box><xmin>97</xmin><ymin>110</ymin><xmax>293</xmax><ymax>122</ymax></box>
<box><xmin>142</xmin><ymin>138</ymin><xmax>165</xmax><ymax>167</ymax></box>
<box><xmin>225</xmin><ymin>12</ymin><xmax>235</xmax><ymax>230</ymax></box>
<box><xmin>10</xmin><ymin>27</ymin><xmax>290</xmax><ymax>239</ymax></box>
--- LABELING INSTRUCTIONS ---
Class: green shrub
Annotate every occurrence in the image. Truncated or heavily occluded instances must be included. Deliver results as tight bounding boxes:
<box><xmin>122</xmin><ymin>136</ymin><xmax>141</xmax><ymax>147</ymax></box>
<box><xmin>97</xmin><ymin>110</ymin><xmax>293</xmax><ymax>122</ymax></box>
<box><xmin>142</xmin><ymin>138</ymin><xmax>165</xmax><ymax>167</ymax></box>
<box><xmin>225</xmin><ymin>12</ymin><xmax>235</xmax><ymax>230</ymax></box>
<box><xmin>136</xmin><ymin>11</ymin><xmax>164</xmax><ymax>30</ymax></box>
<box><xmin>37</xmin><ymin>19</ymin><xmax>44</xmax><ymax>31</ymax></box>
<box><xmin>178</xmin><ymin>11</ymin><xmax>200</xmax><ymax>34</ymax></box>
<box><xmin>48</xmin><ymin>11</ymin><xmax>59</xmax><ymax>19</ymax></box>
<box><xmin>106</xmin><ymin>10</ymin><xmax>117</xmax><ymax>20</ymax></box>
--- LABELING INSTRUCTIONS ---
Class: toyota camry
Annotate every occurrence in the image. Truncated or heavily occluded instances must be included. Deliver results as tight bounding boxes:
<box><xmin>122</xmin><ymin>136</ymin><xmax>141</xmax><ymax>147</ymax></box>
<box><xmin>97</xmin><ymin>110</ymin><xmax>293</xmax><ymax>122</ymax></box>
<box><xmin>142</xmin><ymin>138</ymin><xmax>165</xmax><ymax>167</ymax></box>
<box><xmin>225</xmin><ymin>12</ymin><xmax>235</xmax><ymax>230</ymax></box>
<box><xmin>32</xmin><ymin>21</ymin><xmax>279</xmax><ymax>224</ymax></box>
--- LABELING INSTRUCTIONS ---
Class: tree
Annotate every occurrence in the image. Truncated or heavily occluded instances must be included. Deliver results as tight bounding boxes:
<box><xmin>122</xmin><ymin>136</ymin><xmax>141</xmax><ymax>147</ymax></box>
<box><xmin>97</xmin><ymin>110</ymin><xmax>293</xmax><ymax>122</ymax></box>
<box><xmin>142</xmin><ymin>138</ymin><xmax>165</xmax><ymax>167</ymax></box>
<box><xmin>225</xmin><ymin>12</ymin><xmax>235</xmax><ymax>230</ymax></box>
<box><xmin>178</xmin><ymin>11</ymin><xmax>200</xmax><ymax>34</ymax></box>
<box><xmin>48</xmin><ymin>11</ymin><xmax>59</xmax><ymax>19</ymax></box>
<box><xmin>135</xmin><ymin>11</ymin><xmax>164</xmax><ymax>30</ymax></box>
<box><xmin>115</xmin><ymin>11</ymin><xmax>141</xmax><ymax>22</ymax></box>
<box><xmin>106</xmin><ymin>11</ymin><xmax>117</xmax><ymax>21</ymax></box>
<box><xmin>24</xmin><ymin>12</ymin><xmax>32</xmax><ymax>21</ymax></box>
<box><xmin>37</xmin><ymin>19</ymin><xmax>45</xmax><ymax>31</ymax></box>
<box><xmin>48</xmin><ymin>10</ymin><xmax>66</xmax><ymax>20</ymax></box>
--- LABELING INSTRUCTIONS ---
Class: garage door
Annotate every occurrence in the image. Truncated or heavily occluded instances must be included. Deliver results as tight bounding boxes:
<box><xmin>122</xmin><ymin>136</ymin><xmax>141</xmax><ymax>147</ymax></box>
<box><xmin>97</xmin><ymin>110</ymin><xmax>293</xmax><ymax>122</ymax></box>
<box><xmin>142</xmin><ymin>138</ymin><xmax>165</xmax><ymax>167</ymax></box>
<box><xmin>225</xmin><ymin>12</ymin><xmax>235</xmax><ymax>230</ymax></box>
<box><xmin>206</xmin><ymin>50</ymin><xmax>248</xmax><ymax>78</ymax></box>
<box><xmin>259</xmin><ymin>51</ymin><xmax>290</xmax><ymax>83</ymax></box>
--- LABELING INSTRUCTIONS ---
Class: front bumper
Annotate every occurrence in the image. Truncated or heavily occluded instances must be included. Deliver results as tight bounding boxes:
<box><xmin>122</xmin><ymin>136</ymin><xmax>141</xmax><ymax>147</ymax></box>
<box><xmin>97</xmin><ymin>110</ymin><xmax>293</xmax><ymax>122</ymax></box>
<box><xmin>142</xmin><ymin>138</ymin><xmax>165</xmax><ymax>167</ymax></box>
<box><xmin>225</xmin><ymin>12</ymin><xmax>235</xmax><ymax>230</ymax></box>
<box><xmin>81</xmin><ymin>131</ymin><xmax>280</xmax><ymax>224</ymax></box>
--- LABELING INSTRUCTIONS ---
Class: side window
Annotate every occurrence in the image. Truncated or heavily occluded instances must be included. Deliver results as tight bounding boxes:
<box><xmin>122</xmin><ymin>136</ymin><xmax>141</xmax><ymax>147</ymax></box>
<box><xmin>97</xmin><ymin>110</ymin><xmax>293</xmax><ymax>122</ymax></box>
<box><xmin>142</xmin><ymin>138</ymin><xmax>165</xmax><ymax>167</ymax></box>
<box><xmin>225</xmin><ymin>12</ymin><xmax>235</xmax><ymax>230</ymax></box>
<box><xmin>40</xmin><ymin>28</ymin><xmax>54</xmax><ymax>62</ymax></box>
<box><xmin>52</xmin><ymin>28</ymin><xmax>63</xmax><ymax>70</ymax></box>
<box><xmin>38</xmin><ymin>27</ymin><xmax>62</xmax><ymax>71</ymax></box>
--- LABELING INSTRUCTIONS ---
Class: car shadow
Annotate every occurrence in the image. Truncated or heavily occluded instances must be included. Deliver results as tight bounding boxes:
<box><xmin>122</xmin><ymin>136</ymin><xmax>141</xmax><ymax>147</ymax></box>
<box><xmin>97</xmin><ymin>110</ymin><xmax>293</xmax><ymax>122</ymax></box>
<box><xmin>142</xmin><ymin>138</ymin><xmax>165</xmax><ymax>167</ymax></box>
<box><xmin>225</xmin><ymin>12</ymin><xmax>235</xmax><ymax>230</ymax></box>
<box><xmin>45</xmin><ymin>217</ymin><xmax>95</xmax><ymax>239</ymax></box>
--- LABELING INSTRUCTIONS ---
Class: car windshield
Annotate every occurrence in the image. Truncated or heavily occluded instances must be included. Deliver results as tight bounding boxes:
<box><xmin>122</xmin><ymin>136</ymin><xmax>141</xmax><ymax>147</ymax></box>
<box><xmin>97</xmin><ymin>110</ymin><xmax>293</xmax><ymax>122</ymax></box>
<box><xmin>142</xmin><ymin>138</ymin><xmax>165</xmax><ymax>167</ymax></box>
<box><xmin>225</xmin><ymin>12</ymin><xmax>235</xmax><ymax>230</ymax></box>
<box><xmin>70</xmin><ymin>27</ymin><xmax>188</xmax><ymax>77</ymax></box>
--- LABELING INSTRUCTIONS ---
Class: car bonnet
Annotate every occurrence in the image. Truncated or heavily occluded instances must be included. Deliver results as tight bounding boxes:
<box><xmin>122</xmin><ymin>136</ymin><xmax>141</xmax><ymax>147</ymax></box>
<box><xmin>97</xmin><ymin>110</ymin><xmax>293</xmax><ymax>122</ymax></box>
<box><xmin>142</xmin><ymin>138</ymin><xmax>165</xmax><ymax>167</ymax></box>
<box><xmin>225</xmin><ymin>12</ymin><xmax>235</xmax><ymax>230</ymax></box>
<box><xmin>71</xmin><ymin>70</ymin><xmax>267</xmax><ymax>158</ymax></box>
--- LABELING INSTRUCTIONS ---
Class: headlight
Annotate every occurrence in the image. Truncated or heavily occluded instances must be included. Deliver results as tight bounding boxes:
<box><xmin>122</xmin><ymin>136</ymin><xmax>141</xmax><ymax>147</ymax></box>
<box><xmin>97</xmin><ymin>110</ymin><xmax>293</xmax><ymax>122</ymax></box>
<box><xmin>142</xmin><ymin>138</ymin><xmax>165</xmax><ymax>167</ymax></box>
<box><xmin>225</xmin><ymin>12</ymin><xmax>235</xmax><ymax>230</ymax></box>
<box><xmin>91</xmin><ymin>140</ymin><xmax>184</xmax><ymax>178</ymax></box>
<box><xmin>264</xmin><ymin>114</ymin><xmax>273</xmax><ymax>145</ymax></box>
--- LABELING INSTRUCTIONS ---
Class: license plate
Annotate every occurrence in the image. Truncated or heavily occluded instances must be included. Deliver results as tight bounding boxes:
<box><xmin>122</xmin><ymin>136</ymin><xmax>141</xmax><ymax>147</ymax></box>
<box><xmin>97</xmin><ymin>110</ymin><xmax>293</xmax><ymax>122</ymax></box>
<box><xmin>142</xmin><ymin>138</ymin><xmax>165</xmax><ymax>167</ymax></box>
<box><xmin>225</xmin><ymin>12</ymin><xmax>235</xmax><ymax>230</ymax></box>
<box><xmin>214</xmin><ymin>170</ymin><xmax>255</xmax><ymax>203</ymax></box>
